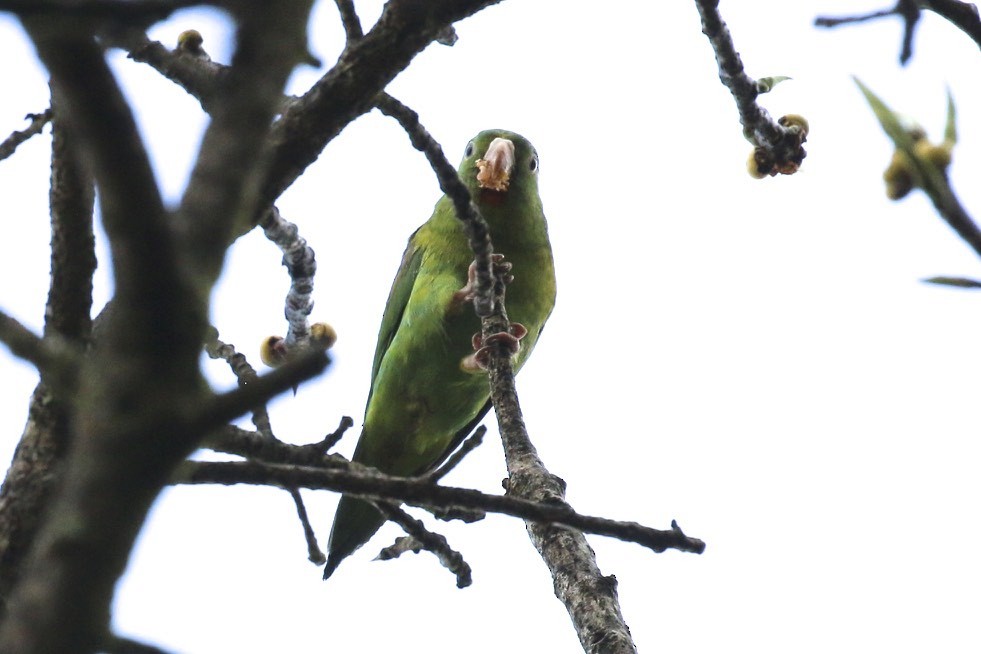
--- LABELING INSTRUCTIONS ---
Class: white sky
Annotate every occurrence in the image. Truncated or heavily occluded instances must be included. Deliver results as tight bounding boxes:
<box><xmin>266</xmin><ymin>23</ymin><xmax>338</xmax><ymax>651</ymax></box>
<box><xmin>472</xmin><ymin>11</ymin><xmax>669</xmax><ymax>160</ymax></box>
<box><xmin>1</xmin><ymin>1</ymin><xmax>981</xmax><ymax>652</ymax></box>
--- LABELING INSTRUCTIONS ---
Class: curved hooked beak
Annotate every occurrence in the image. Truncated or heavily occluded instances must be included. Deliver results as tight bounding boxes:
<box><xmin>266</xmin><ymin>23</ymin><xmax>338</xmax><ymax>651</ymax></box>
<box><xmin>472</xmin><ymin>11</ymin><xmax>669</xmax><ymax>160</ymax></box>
<box><xmin>475</xmin><ymin>137</ymin><xmax>515</xmax><ymax>192</ymax></box>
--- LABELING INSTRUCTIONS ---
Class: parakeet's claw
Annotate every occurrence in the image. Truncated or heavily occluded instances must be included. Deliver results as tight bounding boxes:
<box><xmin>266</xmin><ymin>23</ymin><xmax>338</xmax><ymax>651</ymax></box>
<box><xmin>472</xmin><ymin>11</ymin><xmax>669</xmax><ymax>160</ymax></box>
<box><xmin>462</xmin><ymin>322</ymin><xmax>528</xmax><ymax>371</ymax></box>
<box><xmin>451</xmin><ymin>254</ymin><xmax>512</xmax><ymax>307</ymax></box>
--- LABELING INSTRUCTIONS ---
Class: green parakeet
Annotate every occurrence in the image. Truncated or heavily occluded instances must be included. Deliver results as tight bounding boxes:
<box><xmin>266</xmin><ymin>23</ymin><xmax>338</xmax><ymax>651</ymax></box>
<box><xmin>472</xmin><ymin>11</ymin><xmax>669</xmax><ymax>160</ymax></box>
<box><xmin>324</xmin><ymin>129</ymin><xmax>556</xmax><ymax>577</ymax></box>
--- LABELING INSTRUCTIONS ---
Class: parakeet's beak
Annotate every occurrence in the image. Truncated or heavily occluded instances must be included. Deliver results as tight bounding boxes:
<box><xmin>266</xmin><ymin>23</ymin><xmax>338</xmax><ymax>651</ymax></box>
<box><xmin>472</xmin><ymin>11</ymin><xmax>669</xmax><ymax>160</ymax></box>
<box><xmin>476</xmin><ymin>137</ymin><xmax>515</xmax><ymax>192</ymax></box>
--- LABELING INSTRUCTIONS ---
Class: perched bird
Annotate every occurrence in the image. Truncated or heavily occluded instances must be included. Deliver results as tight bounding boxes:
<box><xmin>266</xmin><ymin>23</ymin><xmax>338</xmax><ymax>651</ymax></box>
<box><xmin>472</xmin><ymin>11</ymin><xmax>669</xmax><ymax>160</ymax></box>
<box><xmin>324</xmin><ymin>129</ymin><xmax>556</xmax><ymax>577</ymax></box>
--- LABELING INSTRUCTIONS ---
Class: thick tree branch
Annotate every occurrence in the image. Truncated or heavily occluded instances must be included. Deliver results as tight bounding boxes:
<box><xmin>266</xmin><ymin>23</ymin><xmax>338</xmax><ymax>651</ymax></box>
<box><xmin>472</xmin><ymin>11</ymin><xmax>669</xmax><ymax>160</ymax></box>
<box><xmin>44</xmin><ymin>92</ymin><xmax>96</xmax><ymax>348</ymax></box>
<box><xmin>175</xmin><ymin>1</ymin><xmax>315</xmax><ymax>289</ymax></box>
<box><xmin>0</xmin><ymin>100</ymin><xmax>92</xmax><ymax>615</ymax></box>
<box><xmin>483</xmin><ymin>303</ymin><xmax>641</xmax><ymax>654</ymax></box>
<box><xmin>0</xmin><ymin>3</ymin><xmax>312</xmax><ymax>650</ymax></box>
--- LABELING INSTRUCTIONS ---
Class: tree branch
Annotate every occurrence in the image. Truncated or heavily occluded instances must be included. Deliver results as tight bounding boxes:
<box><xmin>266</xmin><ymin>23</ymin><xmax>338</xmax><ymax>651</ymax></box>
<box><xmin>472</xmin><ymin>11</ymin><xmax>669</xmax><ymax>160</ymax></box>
<box><xmin>375</xmin><ymin>93</ymin><xmax>496</xmax><ymax>316</ymax></box>
<box><xmin>44</xmin><ymin>91</ymin><xmax>96</xmax><ymax>348</ymax></box>
<box><xmin>374</xmin><ymin>502</ymin><xmax>472</xmax><ymax>588</ymax></box>
<box><xmin>255</xmin><ymin>0</ymin><xmax>503</xmax><ymax>230</ymax></box>
<box><xmin>816</xmin><ymin>0</ymin><xmax>981</xmax><ymax>63</ymax></box>
<box><xmin>0</xmin><ymin>110</ymin><xmax>51</xmax><ymax>162</ymax></box>
<box><xmin>926</xmin><ymin>0</ymin><xmax>981</xmax><ymax>50</ymax></box>
<box><xmin>0</xmin><ymin>4</ymin><xmax>313</xmax><ymax>649</ymax></box>
<box><xmin>0</xmin><ymin>97</ymin><xmax>90</xmax><ymax>618</ymax></box>
<box><xmin>694</xmin><ymin>0</ymin><xmax>807</xmax><ymax>176</ymax></box>
<box><xmin>376</xmin><ymin>91</ymin><xmax>665</xmax><ymax>653</ymax></box>
<box><xmin>174</xmin><ymin>460</ymin><xmax>706</xmax><ymax>557</ymax></box>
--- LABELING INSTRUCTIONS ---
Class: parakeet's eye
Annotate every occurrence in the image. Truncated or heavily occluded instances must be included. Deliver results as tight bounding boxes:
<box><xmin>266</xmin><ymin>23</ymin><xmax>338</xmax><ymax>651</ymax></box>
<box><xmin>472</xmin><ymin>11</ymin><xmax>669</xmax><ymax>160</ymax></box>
<box><xmin>464</xmin><ymin>141</ymin><xmax>474</xmax><ymax>157</ymax></box>
<box><xmin>529</xmin><ymin>156</ymin><xmax>539</xmax><ymax>172</ymax></box>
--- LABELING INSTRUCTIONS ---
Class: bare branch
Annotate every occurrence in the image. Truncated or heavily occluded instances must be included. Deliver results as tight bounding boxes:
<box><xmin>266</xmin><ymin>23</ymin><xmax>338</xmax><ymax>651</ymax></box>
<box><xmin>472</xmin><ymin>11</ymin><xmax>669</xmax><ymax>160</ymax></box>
<box><xmin>816</xmin><ymin>0</ymin><xmax>981</xmax><ymax>62</ymax></box>
<box><xmin>0</xmin><ymin>110</ymin><xmax>51</xmax><ymax>162</ymax></box>
<box><xmin>174</xmin><ymin>460</ymin><xmax>706</xmax><ymax>557</ymax></box>
<box><xmin>174</xmin><ymin>1</ymin><xmax>316</xmax><ymax>288</ymax></box>
<box><xmin>200</xmin><ymin>349</ymin><xmax>330</xmax><ymax>432</ymax></box>
<box><xmin>926</xmin><ymin>0</ymin><xmax>981</xmax><ymax>50</ymax></box>
<box><xmin>333</xmin><ymin>0</ymin><xmax>364</xmax><ymax>43</ymax></box>
<box><xmin>256</xmin><ymin>0</ymin><xmax>504</xmax><ymax>230</ymax></box>
<box><xmin>425</xmin><ymin>426</ymin><xmax>487</xmax><ymax>483</ymax></box>
<box><xmin>694</xmin><ymin>0</ymin><xmax>807</xmax><ymax>176</ymax></box>
<box><xmin>124</xmin><ymin>32</ymin><xmax>229</xmax><ymax>113</ymax></box>
<box><xmin>203</xmin><ymin>419</ymin><xmax>354</xmax><ymax>467</ymax></box>
<box><xmin>0</xmin><ymin>4</ymin><xmax>314</xmax><ymax>649</ymax></box>
<box><xmin>375</xmin><ymin>92</ymin><xmax>654</xmax><ymax>651</ymax></box>
<box><xmin>287</xmin><ymin>488</ymin><xmax>326</xmax><ymax>565</ymax></box>
<box><xmin>374</xmin><ymin>503</ymin><xmax>472</xmax><ymax>588</ymax></box>
<box><xmin>45</xmin><ymin>94</ymin><xmax>95</xmax><ymax>347</ymax></box>
<box><xmin>0</xmin><ymin>309</ymin><xmax>71</xmax><ymax>374</ymax></box>
<box><xmin>203</xmin><ymin>327</ymin><xmax>274</xmax><ymax>437</ymax></box>
<box><xmin>375</xmin><ymin>93</ymin><xmax>496</xmax><ymax>316</ymax></box>
<box><xmin>258</xmin><ymin>207</ymin><xmax>318</xmax><ymax>348</ymax></box>
<box><xmin>816</xmin><ymin>0</ymin><xmax>922</xmax><ymax>64</ymax></box>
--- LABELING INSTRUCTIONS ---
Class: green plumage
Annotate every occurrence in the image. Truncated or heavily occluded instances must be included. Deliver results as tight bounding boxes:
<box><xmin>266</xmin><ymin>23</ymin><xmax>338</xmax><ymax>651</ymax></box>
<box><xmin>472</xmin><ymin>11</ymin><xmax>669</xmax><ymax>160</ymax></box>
<box><xmin>324</xmin><ymin>130</ymin><xmax>556</xmax><ymax>577</ymax></box>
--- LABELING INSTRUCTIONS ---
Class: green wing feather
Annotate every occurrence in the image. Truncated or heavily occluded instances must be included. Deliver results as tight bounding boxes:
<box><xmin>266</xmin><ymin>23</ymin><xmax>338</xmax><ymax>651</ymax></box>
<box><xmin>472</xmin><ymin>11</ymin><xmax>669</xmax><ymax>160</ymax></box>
<box><xmin>364</xmin><ymin>229</ymin><xmax>424</xmax><ymax>410</ymax></box>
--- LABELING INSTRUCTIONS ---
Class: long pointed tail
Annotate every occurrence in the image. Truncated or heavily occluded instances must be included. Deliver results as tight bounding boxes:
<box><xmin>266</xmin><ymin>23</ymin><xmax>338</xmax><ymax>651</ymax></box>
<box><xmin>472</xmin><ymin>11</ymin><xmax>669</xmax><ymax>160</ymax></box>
<box><xmin>323</xmin><ymin>496</ymin><xmax>386</xmax><ymax>578</ymax></box>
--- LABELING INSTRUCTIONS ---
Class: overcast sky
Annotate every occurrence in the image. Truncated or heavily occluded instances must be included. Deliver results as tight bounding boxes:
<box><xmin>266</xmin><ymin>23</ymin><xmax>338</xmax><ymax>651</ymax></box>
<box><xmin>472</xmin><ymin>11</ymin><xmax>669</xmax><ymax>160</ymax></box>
<box><xmin>1</xmin><ymin>1</ymin><xmax>981</xmax><ymax>652</ymax></box>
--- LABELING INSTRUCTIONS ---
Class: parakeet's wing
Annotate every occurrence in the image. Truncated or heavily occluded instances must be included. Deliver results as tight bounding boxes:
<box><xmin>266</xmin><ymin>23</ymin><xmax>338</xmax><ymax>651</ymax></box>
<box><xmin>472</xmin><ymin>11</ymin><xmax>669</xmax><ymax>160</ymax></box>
<box><xmin>364</xmin><ymin>227</ymin><xmax>425</xmax><ymax>409</ymax></box>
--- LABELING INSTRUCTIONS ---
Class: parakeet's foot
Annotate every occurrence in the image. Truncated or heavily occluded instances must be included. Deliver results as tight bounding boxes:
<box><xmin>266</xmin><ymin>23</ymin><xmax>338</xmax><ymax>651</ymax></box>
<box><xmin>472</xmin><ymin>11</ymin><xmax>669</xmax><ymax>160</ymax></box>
<box><xmin>461</xmin><ymin>322</ymin><xmax>528</xmax><ymax>372</ymax></box>
<box><xmin>451</xmin><ymin>254</ymin><xmax>514</xmax><ymax>307</ymax></box>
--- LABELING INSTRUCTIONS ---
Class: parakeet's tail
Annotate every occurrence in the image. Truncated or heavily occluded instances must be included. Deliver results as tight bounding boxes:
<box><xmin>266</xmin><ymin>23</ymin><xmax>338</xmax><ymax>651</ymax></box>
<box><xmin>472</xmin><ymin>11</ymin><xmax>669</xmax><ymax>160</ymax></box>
<box><xmin>323</xmin><ymin>495</ymin><xmax>385</xmax><ymax>579</ymax></box>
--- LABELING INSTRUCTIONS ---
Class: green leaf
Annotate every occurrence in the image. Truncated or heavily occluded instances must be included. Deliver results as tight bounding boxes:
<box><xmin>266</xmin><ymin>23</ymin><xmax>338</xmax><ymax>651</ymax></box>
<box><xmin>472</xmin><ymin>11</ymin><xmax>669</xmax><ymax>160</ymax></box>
<box><xmin>944</xmin><ymin>87</ymin><xmax>957</xmax><ymax>145</ymax></box>
<box><xmin>756</xmin><ymin>76</ymin><xmax>791</xmax><ymax>94</ymax></box>
<box><xmin>922</xmin><ymin>276</ymin><xmax>981</xmax><ymax>289</ymax></box>
<box><xmin>853</xmin><ymin>76</ymin><xmax>915</xmax><ymax>148</ymax></box>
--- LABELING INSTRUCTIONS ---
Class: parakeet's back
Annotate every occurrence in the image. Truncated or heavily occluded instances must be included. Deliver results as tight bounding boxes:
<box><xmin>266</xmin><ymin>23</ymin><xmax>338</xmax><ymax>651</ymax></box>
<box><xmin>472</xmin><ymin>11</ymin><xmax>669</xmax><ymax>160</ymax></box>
<box><xmin>325</xmin><ymin>130</ymin><xmax>555</xmax><ymax>577</ymax></box>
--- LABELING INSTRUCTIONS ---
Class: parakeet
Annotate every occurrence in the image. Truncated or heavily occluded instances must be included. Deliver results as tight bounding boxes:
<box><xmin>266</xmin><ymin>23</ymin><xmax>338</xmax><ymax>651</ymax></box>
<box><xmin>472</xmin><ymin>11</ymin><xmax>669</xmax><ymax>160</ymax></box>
<box><xmin>324</xmin><ymin>129</ymin><xmax>556</xmax><ymax>577</ymax></box>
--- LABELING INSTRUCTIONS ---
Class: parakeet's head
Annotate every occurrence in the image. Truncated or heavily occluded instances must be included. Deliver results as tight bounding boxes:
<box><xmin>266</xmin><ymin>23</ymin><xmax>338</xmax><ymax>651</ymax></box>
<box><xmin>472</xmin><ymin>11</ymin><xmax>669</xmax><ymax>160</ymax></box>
<box><xmin>459</xmin><ymin>130</ymin><xmax>539</xmax><ymax>204</ymax></box>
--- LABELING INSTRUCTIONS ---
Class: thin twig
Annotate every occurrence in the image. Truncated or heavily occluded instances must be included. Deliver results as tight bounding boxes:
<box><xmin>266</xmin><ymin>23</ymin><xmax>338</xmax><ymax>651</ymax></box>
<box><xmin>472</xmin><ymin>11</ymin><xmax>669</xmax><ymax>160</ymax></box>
<box><xmin>198</xmin><ymin>349</ymin><xmax>329</xmax><ymax>433</ymax></box>
<box><xmin>424</xmin><ymin>426</ymin><xmax>486</xmax><ymax>483</ymax></box>
<box><xmin>0</xmin><ymin>109</ymin><xmax>52</xmax><ymax>162</ymax></box>
<box><xmin>815</xmin><ymin>0</ymin><xmax>922</xmax><ymax>64</ymax></box>
<box><xmin>375</xmin><ymin>93</ymin><xmax>496</xmax><ymax>316</ymax></box>
<box><xmin>287</xmin><ymin>488</ymin><xmax>326</xmax><ymax>564</ymax></box>
<box><xmin>333</xmin><ymin>0</ymin><xmax>364</xmax><ymax>43</ymax></box>
<box><xmin>0</xmin><ymin>308</ymin><xmax>78</xmax><ymax>385</ymax></box>
<box><xmin>203</xmin><ymin>420</ymin><xmax>354</xmax><ymax>468</ymax></box>
<box><xmin>374</xmin><ymin>502</ymin><xmax>472</xmax><ymax>588</ymax></box>
<box><xmin>203</xmin><ymin>327</ymin><xmax>274</xmax><ymax>438</ymax></box>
